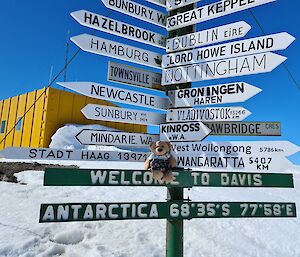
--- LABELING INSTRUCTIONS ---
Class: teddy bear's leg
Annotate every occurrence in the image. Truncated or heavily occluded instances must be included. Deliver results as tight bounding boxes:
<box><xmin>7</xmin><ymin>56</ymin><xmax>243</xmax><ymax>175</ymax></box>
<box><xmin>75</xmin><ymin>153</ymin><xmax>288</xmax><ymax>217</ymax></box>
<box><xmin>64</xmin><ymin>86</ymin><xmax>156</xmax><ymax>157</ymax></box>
<box><xmin>163</xmin><ymin>170</ymin><xmax>174</xmax><ymax>183</ymax></box>
<box><xmin>152</xmin><ymin>170</ymin><xmax>164</xmax><ymax>181</ymax></box>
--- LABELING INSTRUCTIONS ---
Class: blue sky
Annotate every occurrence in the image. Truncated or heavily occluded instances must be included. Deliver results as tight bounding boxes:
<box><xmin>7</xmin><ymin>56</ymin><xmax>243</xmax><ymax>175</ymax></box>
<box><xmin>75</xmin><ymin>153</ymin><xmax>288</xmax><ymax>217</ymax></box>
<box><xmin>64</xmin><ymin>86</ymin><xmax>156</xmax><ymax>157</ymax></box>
<box><xmin>1</xmin><ymin>0</ymin><xmax>300</xmax><ymax>164</ymax></box>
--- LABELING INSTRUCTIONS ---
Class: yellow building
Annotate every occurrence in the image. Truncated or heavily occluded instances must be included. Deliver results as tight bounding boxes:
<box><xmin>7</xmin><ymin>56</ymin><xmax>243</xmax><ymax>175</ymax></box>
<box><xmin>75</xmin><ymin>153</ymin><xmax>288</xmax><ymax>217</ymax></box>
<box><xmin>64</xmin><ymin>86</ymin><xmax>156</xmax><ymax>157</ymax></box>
<box><xmin>0</xmin><ymin>87</ymin><xmax>147</xmax><ymax>150</ymax></box>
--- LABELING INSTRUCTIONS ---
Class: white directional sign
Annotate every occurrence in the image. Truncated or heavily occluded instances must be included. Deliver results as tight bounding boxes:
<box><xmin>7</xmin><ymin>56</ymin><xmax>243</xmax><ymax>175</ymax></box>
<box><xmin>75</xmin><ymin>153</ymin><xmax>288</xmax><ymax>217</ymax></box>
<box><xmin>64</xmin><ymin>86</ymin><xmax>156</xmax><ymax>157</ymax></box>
<box><xmin>71</xmin><ymin>10</ymin><xmax>166</xmax><ymax>49</ymax></box>
<box><xmin>166</xmin><ymin>21</ymin><xmax>251</xmax><ymax>53</ymax></box>
<box><xmin>163</xmin><ymin>32</ymin><xmax>295</xmax><ymax>68</ymax></box>
<box><xmin>167</xmin><ymin>0</ymin><xmax>275</xmax><ymax>31</ymax></box>
<box><xmin>171</xmin><ymin>141</ymin><xmax>300</xmax><ymax>157</ymax></box>
<box><xmin>203</xmin><ymin>122</ymin><xmax>281</xmax><ymax>136</ymax></box>
<box><xmin>162</xmin><ymin>52</ymin><xmax>286</xmax><ymax>85</ymax></box>
<box><xmin>175</xmin><ymin>154</ymin><xmax>292</xmax><ymax>172</ymax></box>
<box><xmin>71</xmin><ymin>34</ymin><xmax>162</xmax><ymax>69</ymax></box>
<box><xmin>146</xmin><ymin>0</ymin><xmax>166</xmax><ymax>7</ymax></box>
<box><xmin>108</xmin><ymin>61</ymin><xmax>162</xmax><ymax>90</ymax></box>
<box><xmin>0</xmin><ymin>147</ymin><xmax>149</xmax><ymax>162</ymax></box>
<box><xmin>76</xmin><ymin>129</ymin><xmax>159</xmax><ymax>148</ymax></box>
<box><xmin>82</xmin><ymin>104</ymin><xmax>166</xmax><ymax>126</ymax></box>
<box><xmin>167</xmin><ymin>107</ymin><xmax>251</xmax><ymax>122</ymax></box>
<box><xmin>167</xmin><ymin>0</ymin><xmax>198</xmax><ymax>11</ymax></box>
<box><xmin>168</xmin><ymin>82</ymin><xmax>262</xmax><ymax>108</ymax></box>
<box><xmin>57</xmin><ymin>81</ymin><xmax>168</xmax><ymax>110</ymax></box>
<box><xmin>101</xmin><ymin>0</ymin><xmax>167</xmax><ymax>28</ymax></box>
<box><xmin>160</xmin><ymin>121</ymin><xmax>211</xmax><ymax>142</ymax></box>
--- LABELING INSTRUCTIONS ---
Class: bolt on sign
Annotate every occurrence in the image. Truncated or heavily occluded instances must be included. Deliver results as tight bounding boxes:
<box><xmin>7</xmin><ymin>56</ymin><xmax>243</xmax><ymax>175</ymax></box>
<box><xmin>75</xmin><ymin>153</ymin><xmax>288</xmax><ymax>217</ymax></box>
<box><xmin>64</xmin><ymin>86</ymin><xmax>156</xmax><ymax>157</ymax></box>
<box><xmin>101</xmin><ymin>0</ymin><xmax>167</xmax><ymax>28</ymax></box>
<box><xmin>166</xmin><ymin>21</ymin><xmax>252</xmax><ymax>53</ymax></box>
<box><xmin>43</xmin><ymin>168</ymin><xmax>294</xmax><ymax>188</ymax></box>
<box><xmin>71</xmin><ymin>34</ymin><xmax>162</xmax><ymax>69</ymax></box>
<box><xmin>57</xmin><ymin>82</ymin><xmax>168</xmax><ymax>110</ymax></box>
<box><xmin>0</xmin><ymin>147</ymin><xmax>149</xmax><ymax>162</ymax></box>
<box><xmin>40</xmin><ymin>201</ymin><xmax>296</xmax><ymax>223</ymax></box>
<box><xmin>166</xmin><ymin>0</ymin><xmax>275</xmax><ymax>31</ymax></box>
<box><xmin>81</xmin><ymin>104</ymin><xmax>166</xmax><ymax>126</ymax></box>
<box><xmin>166</xmin><ymin>106</ymin><xmax>251</xmax><ymax>122</ymax></box>
<box><xmin>162</xmin><ymin>52</ymin><xmax>287</xmax><ymax>85</ymax></box>
<box><xmin>107</xmin><ymin>62</ymin><xmax>162</xmax><ymax>90</ymax></box>
<box><xmin>71</xmin><ymin>10</ymin><xmax>166</xmax><ymax>49</ymax></box>
<box><xmin>167</xmin><ymin>82</ymin><xmax>262</xmax><ymax>108</ymax></box>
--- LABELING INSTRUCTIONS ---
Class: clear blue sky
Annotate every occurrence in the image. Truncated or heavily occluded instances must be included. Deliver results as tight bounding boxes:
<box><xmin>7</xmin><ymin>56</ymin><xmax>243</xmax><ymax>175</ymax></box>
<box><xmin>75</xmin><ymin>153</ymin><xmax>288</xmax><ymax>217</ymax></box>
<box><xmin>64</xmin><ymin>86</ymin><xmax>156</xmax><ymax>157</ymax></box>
<box><xmin>1</xmin><ymin>0</ymin><xmax>300</xmax><ymax>164</ymax></box>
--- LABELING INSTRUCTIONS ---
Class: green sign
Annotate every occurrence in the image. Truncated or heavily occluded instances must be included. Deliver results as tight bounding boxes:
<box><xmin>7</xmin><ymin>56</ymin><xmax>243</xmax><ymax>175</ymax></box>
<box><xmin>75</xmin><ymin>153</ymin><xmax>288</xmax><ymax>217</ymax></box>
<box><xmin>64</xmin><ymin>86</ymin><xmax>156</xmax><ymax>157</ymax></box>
<box><xmin>40</xmin><ymin>201</ymin><xmax>296</xmax><ymax>223</ymax></box>
<box><xmin>44</xmin><ymin>168</ymin><xmax>294</xmax><ymax>188</ymax></box>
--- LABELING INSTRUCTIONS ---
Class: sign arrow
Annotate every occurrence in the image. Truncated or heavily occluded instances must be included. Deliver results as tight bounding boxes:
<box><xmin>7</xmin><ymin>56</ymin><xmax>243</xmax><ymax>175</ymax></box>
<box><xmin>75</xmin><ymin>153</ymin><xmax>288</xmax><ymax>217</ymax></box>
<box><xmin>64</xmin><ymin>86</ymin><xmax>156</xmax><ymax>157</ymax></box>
<box><xmin>160</xmin><ymin>121</ymin><xmax>211</xmax><ymax>142</ymax></box>
<box><xmin>81</xmin><ymin>104</ymin><xmax>166</xmax><ymax>126</ymax></box>
<box><xmin>167</xmin><ymin>0</ymin><xmax>198</xmax><ymax>11</ymax></box>
<box><xmin>167</xmin><ymin>82</ymin><xmax>262</xmax><ymax>108</ymax></box>
<box><xmin>171</xmin><ymin>141</ymin><xmax>300</xmax><ymax>157</ymax></box>
<box><xmin>57</xmin><ymin>81</ymin><xmax>168</xmax><ymax>110</ymax></box>
<box><xmin>71</xmin><ymin>34</ymin><xmax>162</xmax><ymax>69</ymax></box>
<box><xmin>76</xmin><ymin>129</ymin><xmax>159</xmax><ymax>147</ymax></box>
<box><xmin>163</xmin><ymin>32</ymin><xmax>295</xmax><ymax>68</ymax></box>
<box><xmin>162</xmin><ymin>52</ymin><xmax>287</xmax><ymax>85</ymax></box>
<box><xmin>167</xmin><ymin>0</ymin><xmax>275</xmax><ymax>31</ymax></box>
<box><xmin>71</xmin><ymin>10</ymin><xmax>166</xmax><ymax>49</ymax></box>
<box><xmin>166</xmin><ymin>21</ymin><xmax>252</xmax><ymax>53</ymax></box>
<box><xmin>101</xmin><ymin>0</ymin><xmax>167</xmax><ymax>28</ymax></box>
<box><xmin>167</xmin><ymin>107</ymin><xmax>251</xmax><ymax>122</ymax></box>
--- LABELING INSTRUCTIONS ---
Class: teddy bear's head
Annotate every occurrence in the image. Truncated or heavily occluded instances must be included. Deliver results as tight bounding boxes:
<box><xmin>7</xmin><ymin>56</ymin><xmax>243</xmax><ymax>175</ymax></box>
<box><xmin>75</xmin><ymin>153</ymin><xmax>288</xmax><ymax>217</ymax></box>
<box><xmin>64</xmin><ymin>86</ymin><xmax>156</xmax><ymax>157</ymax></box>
<box><xmin>149</xmin><ymin>141</ymin><xmax>172</xmax><ymax>156</ymax></box>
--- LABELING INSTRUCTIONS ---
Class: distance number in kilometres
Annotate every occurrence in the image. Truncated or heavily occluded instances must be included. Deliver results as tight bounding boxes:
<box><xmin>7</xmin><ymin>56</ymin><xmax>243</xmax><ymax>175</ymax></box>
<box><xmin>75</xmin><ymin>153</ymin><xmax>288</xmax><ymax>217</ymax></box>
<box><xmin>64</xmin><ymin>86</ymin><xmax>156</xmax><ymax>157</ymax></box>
<box><xmin>169</xmin><ymin>202</ymin><xmax>296</xmax><ymax>218</ymax></box>
<box><xmin>117</xmin><ymin>152</ymin><xmax>148</xmax><ymax>162</ymax></box>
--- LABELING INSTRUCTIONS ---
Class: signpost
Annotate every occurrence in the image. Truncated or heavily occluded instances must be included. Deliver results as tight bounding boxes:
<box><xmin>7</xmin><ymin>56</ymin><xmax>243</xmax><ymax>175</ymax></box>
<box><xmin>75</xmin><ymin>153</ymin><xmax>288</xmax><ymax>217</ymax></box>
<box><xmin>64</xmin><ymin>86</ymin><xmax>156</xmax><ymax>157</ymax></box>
<box><xmin>162</xmin><ymin>52</ymin><xmax>287</xmax><ymax>85</ymax></box>
<box><xmin>71</xmin><ymin>34</ymin><xmax>162</xmax><ymax>69</ymax></box>
<box><xmin>0</xmin><ymin>147</ymin><xmax>149</xmax><ymax>162</ymax></box>
<box><xmin>146</xmin><ymin>0</ymin><xmax>166</xmax><ymax>7</ymax></box>
<box><xmin>163</xmin><ymin>33</ymin><xmax>295</xmax><ymax>68</ymax></box>
<box><xmin>76</xmin><ymin>129</ymin><xmax>159</xmax><ymax>147</ymax></box>
<box><xmin>57</xmin><ymin>81</ymin><xmax>168</xmax><ymax>110</ymax></box>
<box><xmin>167</xmin><ymin>106</ymin><xmax>251</xmax><ymax>122</ymax></box>
<box><xmin>40</xmin><ymin>201</ymin><xmax>296</xmax><ymax>223</ymax></box>
<box><xmin>43</xmin><ymin>168</ymin><xmax>295</xmax><ymax>188</ymax></box>
<box><xmin>166</xmin><ymin>21</ymin><xmax>252</xmax><ymax>53</ymax></box>
<box><xmin>203</xmin><ymin>121</ymin><xmax>281</xmax><ymax>136</ymax></box>
<box><xmin>167</xmin><ymin>82</ymin><xmax>262</xmax><ymax>108</ymax></box>
<box><xmin>81</xmin><ymin>104</ymin><xmax>166</xmax><ymax>126</ymax></box>
<box><xmin>101</xmin><ymin>0</ymin><xmax>166</xmax><ymax>28</ymax></box>
<box><xmin>71</xmin><ymin>10</ymin><xmax>166</xmax><ymax>49</ymax></box>
<box><xmin>108</xmin><ymin>61</ymin><xmax>162</xmax><ymax>90</ymax></box>
<box><xmin>166</xmin><ymin>0</ymin><xmax>275</xmax><ymax>31</ymax></box>
<box><xmin>160</xmin><ymin>121</ymin><xmax>211</xmax><ymax>142</ymax></box>
<box><xmin>167</xmin><ymin>0</ymin><xmax>199</xmax><ymax>11</ymax></box>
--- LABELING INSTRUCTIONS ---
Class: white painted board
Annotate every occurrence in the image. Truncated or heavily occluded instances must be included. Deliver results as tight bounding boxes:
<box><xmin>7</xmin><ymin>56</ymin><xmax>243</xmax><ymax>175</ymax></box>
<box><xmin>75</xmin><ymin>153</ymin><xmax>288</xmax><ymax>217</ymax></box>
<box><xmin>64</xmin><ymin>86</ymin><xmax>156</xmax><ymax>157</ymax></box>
<box><xmin>167</xmin><ymin>0</ymin><xmax>198</xmax><ymax>11</ymax></box>
<box><xmin>146</xmin><ymin>0</ymin><xmax>166</xmax><ymax>7</ymax></box>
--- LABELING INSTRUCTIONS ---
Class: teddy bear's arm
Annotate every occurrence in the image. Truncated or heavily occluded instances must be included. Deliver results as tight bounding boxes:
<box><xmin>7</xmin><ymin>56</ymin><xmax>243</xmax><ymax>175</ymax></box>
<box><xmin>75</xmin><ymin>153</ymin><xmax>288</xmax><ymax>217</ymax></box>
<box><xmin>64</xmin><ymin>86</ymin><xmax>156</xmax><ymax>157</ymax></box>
<box><xmin>144</xmin><ymin>159</ymin><xmax>151</xmax><ymax>170</ymax></box>
<box><xmin>169</xmin><ymin>156</ymin><xmax>177</xmax><ymax>168</ymax></box>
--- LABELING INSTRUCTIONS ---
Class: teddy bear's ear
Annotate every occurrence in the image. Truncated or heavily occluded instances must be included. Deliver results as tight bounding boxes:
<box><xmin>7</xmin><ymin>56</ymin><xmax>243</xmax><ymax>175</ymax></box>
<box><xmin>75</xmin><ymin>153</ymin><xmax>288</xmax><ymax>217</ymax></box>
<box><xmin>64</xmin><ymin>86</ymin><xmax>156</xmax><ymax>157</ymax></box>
<box><xmin>165</xmin><ymin>141</ymin><xmax>172</xmax><ymax>151</ymax></box>
<box><xmin>149</xmin><ymin>142</ymin><xmax>156</xmax><ymax>149</ymax></box>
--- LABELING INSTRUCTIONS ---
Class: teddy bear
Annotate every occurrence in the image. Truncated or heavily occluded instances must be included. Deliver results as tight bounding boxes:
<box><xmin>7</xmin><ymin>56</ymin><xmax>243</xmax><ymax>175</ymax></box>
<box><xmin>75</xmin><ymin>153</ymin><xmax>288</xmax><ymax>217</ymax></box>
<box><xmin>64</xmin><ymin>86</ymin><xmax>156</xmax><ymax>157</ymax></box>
<box><xmin>144</xmin><ymin>141</ymin><xmax>177</xmax><ymax>183</ymax></box>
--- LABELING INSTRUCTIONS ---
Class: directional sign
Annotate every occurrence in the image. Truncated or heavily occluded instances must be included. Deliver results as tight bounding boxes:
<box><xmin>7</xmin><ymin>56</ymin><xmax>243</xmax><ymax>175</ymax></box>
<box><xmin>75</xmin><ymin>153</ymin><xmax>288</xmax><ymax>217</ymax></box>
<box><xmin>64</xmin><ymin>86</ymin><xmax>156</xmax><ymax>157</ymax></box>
<box><xmin>71</xmin><ymin>34</ymin><xmax>162</xmax><ymax>69</ymax></box>
<box><xmin>108</xmin><ymin>61</ymin><xmax>162</xmax><ymax>90</ymax></box>
<box><xmin>167</xmin><ymin>0</ymin><xmax>275</xmax><ymax>31</ymax></box>
<box><xmin>163</xmin><ymin>32</ymin><xmax>295</xmax><ymax>68</ymax></box>
<box><xmin>71</xmin><ymin>10</ymin><xmax>166</xmax><ymax>49</ymax></box>
<box><xmin>167</xmin><ymin>82</ymin><xmax>262</xmax><ymax>108</ymax></box>
<box><xmin>0</xmin><ymin>147</ymin><xmax>149</xmax><ymax>162</ymax></box>
<box><xmin>160</xmin><ymin>121</ymin><xmax>211</xmax><ymax>142</ymax></box>
<box><xmin>146</xmin><ymin>0</ymin><xmax>166</xmax><ymax>7</ymax></box>
<box><xmin>44</xmin><ymin>168</ymin><xmax>294</xmax><ymax>188</ymax></box>
<box><xmin>171</xmin><ymin>141</ymin><xmax>300</xmax><ymax>157</ymax></box>
<box><xmin>166</xmin><ymin>21</ymin><xmax>252</xmax><ymax>53</ymax></box>
<box><xmin>57</xmin><ymin>81</ymin><xmax>168</xmax><ymax>110</ymax></box>
<box><xmin>167</xmin><ymin>107</ymin><xmax>251</xmax><ymax>122</ymax></box>
<box><xmin>81</xmin><ymin>104</ymin><xmax>166</xmax><ymax>126</ymax></box>
<box><xmin>203</xmin><ymin>122</ymin><xmax>281</xmax><ymax>136</ymax></box>
<box><xmin>175</xmin><ymin>154</ymin><xmax>292</xmax><ymax>172</ymax></box>
<box><xmin>162</xmin><ymin>52</ymin><xmax>286</xmax><ymax>85</ymax></box>
<box><xmin>76</xmin><ymin>129</ymin><xmax>159</xmax><ymax>147</ymax></box>
<box><xmin>40</xmin><ymin>201</ymin><xmax>296</xmax><ymax>222</ymax></box>
<box><xmin>167</xmin><ymin>0</ymin><xmax>198</xmax><ymax>11</ymax></box>
<box><xmin>101</xmin><ymin>0</ymin><xmax>166</xmax><ymax>28</ymax></box>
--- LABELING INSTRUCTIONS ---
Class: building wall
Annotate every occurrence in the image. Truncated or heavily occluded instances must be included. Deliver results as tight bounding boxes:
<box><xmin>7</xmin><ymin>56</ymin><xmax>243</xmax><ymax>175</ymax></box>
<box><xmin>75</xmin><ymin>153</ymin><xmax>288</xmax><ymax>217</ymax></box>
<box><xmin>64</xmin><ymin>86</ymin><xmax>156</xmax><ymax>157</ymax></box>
<box><xmin>0</xmin><ymin>87</ymin><xmax>147</xmax><ymax>150</ymax></box>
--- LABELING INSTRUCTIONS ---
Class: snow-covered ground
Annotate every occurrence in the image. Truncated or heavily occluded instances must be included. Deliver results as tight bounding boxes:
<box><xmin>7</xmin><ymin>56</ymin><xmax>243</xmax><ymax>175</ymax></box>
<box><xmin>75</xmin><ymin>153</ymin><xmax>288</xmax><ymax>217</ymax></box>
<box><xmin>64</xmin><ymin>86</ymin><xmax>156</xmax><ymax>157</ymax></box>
<box><xmin>0</xmin><ymin>160</ymin><xmax>300</xmax><ymax>257</ymax></box>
